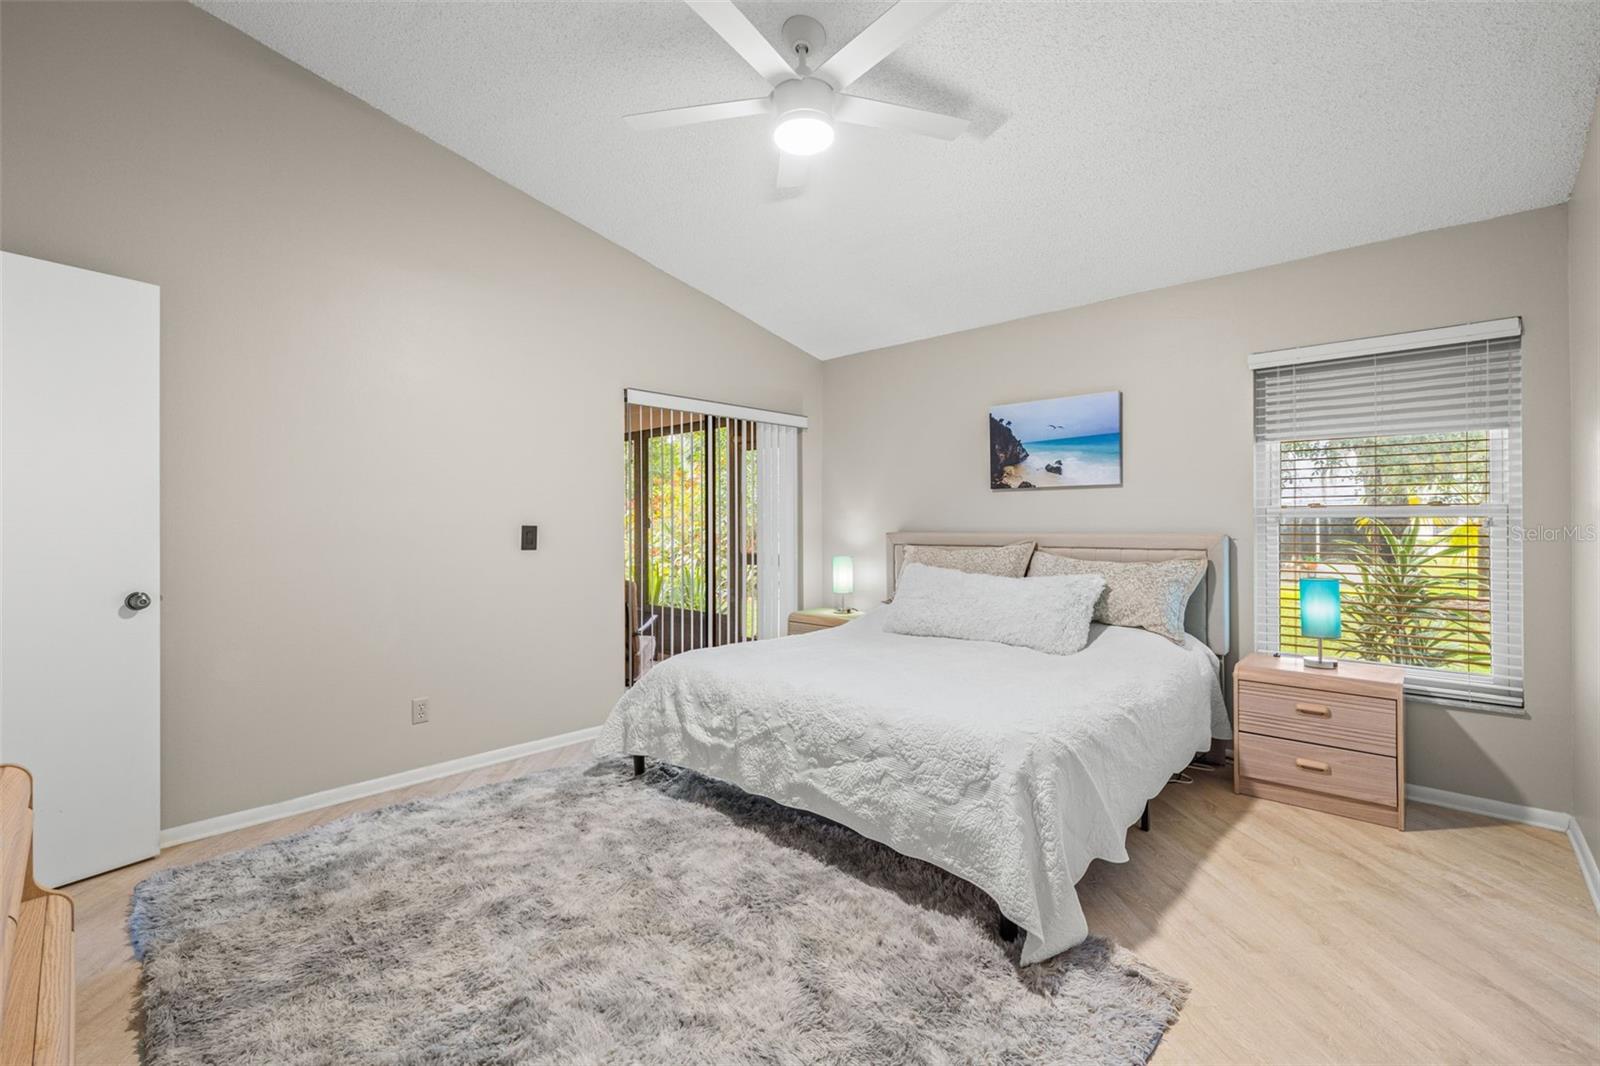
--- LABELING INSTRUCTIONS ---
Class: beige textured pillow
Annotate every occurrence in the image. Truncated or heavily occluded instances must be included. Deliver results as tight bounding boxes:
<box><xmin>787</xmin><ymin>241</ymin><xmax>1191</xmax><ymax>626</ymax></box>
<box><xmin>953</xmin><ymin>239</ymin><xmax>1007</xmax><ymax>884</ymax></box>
<box><xmin>893</xmin><ymin>541</ymin><xmax>1035</xmax><ymax>596</ymax></box>
<box><xmin>1026</xmin><ymin>553</ymin><xmax>1206</xmax><ymax>644</ymax></box>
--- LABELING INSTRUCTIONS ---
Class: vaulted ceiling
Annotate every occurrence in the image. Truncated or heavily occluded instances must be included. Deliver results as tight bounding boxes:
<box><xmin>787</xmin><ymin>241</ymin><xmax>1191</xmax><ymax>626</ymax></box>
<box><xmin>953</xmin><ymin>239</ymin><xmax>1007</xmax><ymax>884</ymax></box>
<box><xmin>200</xmin><ymin>1</ymin><xmax>1600</xmax><ymax>359</ymax></box>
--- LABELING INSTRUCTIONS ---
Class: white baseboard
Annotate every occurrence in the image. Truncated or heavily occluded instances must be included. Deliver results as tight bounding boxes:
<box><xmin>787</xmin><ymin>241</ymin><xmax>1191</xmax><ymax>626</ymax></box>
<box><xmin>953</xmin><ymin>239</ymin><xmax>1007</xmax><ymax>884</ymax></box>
<box><xmin>159</xmin><ymin>726</ymin><xmax>601</xmax><ymax>848</ymax></box>
<box><xmin>1570</xmin><ymin>819</ymin><xmax>1600</xmax><ymax>917</ymax></box>
<box><xmin>1407</xmin><ymin>783</ymin><xmax>1600</xmax><ymax>917</ymax></box>
<box><xmin>1405</xmin><ymin>783</ymin><xmax>1572</xmax><ymax>832</ymax></box>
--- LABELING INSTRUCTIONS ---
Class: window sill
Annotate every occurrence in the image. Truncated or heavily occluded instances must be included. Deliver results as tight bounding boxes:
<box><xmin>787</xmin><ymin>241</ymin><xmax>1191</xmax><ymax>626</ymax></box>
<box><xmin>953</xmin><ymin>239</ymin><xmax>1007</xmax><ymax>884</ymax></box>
<box><xmin>1404</xmin><ymin>689</ymin><xmax>1526</xmax><ymax>715</ymax></box>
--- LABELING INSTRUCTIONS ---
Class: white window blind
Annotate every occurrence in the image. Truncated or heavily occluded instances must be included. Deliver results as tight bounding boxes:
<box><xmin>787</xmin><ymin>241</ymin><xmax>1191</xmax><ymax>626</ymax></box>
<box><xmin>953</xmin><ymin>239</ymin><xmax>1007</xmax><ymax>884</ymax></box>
<box><xmin>622</xmin><ymin>391</ymin><xmax>803</xmax><ymax>685</ymax></box>
<box><xmin>1252</xmin><ymin>323</ymin><xmax>1524</xmax><ymax>709</ymax></box>
<box><xmin>754</xmin><ymin>420</ymin><xmax>800</xmax><ymax>642</ymax></box>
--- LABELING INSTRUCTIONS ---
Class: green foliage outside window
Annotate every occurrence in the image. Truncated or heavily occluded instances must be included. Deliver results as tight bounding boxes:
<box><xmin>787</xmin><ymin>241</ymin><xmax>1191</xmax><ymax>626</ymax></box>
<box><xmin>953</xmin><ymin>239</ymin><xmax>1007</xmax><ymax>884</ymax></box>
<box><xmin>623</xmin><ymin>425</ymin><xmax>761</xmax><ymax>633</ymax></box>
<box><xmin>1278</xmin><ymin>432</ymin><xmax>1494</xmax><ymax>674</ymax></box>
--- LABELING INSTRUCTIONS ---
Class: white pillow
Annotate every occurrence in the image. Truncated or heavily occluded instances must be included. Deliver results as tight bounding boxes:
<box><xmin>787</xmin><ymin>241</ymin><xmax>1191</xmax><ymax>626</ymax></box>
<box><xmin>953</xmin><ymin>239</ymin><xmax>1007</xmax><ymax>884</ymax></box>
<box><xmin>881</xmin><ymin>562</ymin><xmax>1104</xmax><ymax>656</ymax></box>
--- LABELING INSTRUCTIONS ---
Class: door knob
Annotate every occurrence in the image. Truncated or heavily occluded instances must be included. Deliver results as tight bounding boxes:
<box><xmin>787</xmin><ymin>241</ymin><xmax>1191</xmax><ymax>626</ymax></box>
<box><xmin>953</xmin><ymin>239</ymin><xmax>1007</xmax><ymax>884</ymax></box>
<box><xmin>124</xmin><ymin>592</ymin><xmax>152</xmax><ymax>611</ymax></box>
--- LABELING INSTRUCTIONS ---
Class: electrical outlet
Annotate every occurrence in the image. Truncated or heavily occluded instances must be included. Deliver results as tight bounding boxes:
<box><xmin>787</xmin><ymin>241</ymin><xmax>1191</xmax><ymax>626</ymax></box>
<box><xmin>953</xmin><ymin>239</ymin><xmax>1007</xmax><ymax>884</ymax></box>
<box><xmin>411</xmin><ymin>697</ymin><xmax>430</xmax><ymax>725</ymax></box>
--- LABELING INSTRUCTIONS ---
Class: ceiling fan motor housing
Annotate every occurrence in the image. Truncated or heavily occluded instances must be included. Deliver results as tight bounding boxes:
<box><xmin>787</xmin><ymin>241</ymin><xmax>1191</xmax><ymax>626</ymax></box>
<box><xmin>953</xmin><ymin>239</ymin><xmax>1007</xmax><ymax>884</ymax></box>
<box><xmin>773</xmin><ymin>76</ymin><xmax>834</xmax><ymax>123</ymax></box>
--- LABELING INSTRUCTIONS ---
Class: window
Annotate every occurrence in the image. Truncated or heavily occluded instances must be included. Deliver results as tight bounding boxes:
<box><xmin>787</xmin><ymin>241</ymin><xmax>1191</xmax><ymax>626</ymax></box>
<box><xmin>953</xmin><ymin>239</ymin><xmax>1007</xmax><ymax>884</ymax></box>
<box><xmin>1252</xmin><ymin>321</ymin><xmax>1523</xmax><ymax>709</ymax></box>
<box><xmin>622</xmin><ymin>391</ymin><xmax>802</xmax><ymax>684</ymax></box>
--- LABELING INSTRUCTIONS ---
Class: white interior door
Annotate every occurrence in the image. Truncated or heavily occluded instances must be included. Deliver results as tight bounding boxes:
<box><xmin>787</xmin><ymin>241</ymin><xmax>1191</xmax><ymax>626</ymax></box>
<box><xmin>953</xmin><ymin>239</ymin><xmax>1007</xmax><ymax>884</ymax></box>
<box><xmin>2</xmin><ymin>251</ymin><xmax>160</xmax><ymax>886</ymax></box>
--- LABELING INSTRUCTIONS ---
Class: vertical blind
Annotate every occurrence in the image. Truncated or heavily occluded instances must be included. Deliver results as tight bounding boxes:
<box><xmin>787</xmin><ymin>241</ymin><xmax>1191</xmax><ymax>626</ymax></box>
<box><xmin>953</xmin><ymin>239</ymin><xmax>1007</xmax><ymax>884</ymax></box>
<box><xmin>622</xmin><ymin>390</ymin><xmax>803</xmax><ymax>685</ymax></box>
<box><xmin>1251</xmin><ymin>323</ymin><xmax>1524</xmax><ymax>709</ymax></box>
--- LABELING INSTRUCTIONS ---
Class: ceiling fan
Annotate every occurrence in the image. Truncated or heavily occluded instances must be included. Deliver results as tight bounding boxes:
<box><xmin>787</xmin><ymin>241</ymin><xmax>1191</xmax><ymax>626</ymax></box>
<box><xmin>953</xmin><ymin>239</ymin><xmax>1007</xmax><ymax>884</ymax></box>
<box><xmin>624</xmin><ymin>0</ymin><xmax>968</xmax><ymax>191</ymax></box>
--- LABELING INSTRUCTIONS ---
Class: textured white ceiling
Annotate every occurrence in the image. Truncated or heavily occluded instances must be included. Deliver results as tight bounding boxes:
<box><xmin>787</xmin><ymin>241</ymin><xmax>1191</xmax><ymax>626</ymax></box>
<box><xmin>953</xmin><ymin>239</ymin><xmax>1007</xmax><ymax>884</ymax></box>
<box><xmin>198</xmin><ymin>1</ymin><xmax>1600</xmax><ymax>359</ymax></box>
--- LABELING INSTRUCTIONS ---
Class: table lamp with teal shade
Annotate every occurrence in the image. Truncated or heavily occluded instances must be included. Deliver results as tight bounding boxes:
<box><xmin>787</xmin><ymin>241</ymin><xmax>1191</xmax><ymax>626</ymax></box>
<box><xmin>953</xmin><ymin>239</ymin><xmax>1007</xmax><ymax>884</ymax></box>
<box><xmin>832</xmin><ymin>555</ymin><xmax>856</xmax><ymax>613</ymax></box>
<box><xmin>1299</xmin><ymin>577</ymin><xmax>1341</xmax><ymax>669</ymax></box>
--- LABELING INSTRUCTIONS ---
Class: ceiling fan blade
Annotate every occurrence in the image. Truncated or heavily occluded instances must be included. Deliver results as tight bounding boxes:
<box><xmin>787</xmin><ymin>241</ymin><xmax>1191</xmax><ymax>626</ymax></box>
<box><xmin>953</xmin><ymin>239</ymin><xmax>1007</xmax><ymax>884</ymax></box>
<box><xmin>814</xmin><ymin>0</ymin><xmax>953</xmax><ymax>90</ymax></box>
<box><xmin>833</xmin><ymin>94</ymin><xmax>967</xmax><ymax>140</ymax></box>
<box><xmin>776</xmin><ymin>153</ymin><xmax>808</xmax><ymax>191</ymax></box>
<box><xmin>685</xmin><ymin>0</ymin><xmax>796</xmax><ymax>86</ymax></box>
<box><xmin>625</xmin><ymin>97</ymin><xmax>772</xmax><ymax>131</ymax></box>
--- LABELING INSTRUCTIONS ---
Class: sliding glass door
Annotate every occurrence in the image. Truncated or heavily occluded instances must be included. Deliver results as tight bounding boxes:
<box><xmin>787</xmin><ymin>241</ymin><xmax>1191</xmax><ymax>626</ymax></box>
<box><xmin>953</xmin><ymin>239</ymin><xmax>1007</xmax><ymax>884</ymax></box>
<box><xmin>626</xmin><ymin>398</ymin><xmax>799</xmax><ymax>684</ymax></box>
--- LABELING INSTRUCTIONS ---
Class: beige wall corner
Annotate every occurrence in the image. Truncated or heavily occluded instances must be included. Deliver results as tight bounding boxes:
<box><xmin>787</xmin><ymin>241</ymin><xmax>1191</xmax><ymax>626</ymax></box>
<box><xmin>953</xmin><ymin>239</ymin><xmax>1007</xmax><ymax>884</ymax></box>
<box><xmin>1570</xmin><ymin>91</ymin><xmax>1600</xmax><ymax>849</ymax></box>
<box><xmin>823</xmin><ymin>206</ymin><xmax>1575</xmax><ymax>812</ymax></box>
<box><xmin>0</xmin><ymin>2</ymin><xmax>824</xmax><ymax>828</ymax></box>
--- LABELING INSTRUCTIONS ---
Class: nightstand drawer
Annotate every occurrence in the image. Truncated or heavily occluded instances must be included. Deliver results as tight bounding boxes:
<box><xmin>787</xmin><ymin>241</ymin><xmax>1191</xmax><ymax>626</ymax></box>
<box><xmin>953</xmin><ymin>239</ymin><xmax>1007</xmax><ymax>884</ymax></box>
<box><xmin>1236</xmin><ymin>733</ymin><xmax>1398</xmax><ymax>808</ymax></box>
<box><xmin>788</xmin><ymin>621</ymin><xmax>827</xmax><ymax>635</ymax></box>
<box><xmin>1237</xmin><ymin>680</ymin><xmax>1397</xmax><ymax>756</ymax></box>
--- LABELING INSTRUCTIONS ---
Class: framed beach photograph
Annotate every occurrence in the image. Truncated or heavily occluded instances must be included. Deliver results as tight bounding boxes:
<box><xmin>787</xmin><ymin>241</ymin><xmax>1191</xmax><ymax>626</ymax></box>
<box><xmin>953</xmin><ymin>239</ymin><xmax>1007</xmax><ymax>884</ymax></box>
<box><xmin>989</xmin><ymin>390</ymin><xmax>1122</xmax><ymax>489</ymax></box>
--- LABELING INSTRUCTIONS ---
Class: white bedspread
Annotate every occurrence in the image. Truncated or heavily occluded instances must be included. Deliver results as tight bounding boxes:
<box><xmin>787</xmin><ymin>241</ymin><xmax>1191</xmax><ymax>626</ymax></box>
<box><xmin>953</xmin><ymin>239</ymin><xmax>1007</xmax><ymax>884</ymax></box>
<box><xmin>596</xmin><ymin>609</ymin><xmax>1228</xmax><ymax>964</ymax></box>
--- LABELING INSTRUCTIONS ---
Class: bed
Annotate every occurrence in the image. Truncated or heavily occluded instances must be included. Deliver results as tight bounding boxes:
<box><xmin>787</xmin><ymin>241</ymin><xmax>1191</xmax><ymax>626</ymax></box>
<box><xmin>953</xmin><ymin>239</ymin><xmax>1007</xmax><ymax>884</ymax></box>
<box><xmin>596</xmin><ymin>532</ymin><xmax>1232</xmax><ymax>965</ymax></box>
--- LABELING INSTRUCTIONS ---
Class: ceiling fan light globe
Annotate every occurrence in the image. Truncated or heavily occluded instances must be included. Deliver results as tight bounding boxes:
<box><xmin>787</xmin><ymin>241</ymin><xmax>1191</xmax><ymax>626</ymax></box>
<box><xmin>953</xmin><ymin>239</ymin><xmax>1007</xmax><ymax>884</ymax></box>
<box><xmin>774</xmin><ymin>115</ymin><xmax>834</xmax><ymax>156</ymax></box>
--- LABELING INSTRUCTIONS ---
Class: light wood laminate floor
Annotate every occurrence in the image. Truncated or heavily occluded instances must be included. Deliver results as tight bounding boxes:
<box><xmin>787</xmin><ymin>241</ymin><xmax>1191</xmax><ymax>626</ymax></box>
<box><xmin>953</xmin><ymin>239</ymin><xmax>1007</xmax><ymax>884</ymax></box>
<box><xmin>67</xmin><ymin>743</ymin><xmax>1600</xmax><ymax>1065</ymax></box>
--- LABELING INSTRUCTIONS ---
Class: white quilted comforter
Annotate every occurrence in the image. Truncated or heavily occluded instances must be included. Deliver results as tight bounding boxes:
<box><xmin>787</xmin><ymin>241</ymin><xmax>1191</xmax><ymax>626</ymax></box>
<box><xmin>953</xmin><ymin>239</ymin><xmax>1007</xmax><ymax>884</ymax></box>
<box><xmin>596</xmin><ymin>609</ymin><xmax>1228</xmax><ymax>964</ymax></box>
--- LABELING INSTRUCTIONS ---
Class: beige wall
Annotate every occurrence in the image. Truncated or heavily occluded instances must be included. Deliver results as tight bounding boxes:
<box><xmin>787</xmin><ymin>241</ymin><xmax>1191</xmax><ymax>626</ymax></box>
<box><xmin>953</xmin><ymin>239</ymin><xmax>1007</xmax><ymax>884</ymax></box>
<box><xmin>1570</xmin><ymin>93</ymin><xmax>1599</xmax><ymax>847</ymax></box>
<box><xmin>0</xmin><ymin>2</ymin><xmax>824</xmax><ymax>828</ymax></box>
<box><xmin>823</xmin><ymin>207</ymin><xmax>1575</xmax><ymax>811</ymax></box>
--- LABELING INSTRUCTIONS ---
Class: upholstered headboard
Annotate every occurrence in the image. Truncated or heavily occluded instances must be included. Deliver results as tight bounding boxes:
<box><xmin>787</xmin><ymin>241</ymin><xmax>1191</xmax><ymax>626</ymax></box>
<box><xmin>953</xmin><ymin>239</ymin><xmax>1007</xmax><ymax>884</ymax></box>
<box><xmin>885</xmin><ymin>532</ymin><xmax>1232</xmax><ymax>657</ymax></box>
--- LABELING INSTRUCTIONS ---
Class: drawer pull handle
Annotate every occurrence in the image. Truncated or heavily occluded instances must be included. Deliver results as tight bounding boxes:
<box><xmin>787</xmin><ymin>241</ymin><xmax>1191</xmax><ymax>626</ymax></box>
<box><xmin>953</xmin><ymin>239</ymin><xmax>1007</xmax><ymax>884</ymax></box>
<box><xmin>1295</xmin><ymin>703</ymin><xmax>1331</xmax><ymax>717</ymax></box>
<box><xmin>1295</xmin><ymin>758</ymin><xmax>1331</xmax><ymax>773</ymax></box>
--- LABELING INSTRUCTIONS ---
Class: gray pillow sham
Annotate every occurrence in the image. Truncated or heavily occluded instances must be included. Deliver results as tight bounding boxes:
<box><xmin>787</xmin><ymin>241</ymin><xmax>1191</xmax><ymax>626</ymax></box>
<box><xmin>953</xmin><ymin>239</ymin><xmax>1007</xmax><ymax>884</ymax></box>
<box><xmin>1025</xmin><ymin>553</ymin><xmax>1206</xmax><ymax>645</ymax></box>
<box><xmin>892</xmin><ymin>541</ymin><xmax>1036</xmax><ymax>597</ymax></box>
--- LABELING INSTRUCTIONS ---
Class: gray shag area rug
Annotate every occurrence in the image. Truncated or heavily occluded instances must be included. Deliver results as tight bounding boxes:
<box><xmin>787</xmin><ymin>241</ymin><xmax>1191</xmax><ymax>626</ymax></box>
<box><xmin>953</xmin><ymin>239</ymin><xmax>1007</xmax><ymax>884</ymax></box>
<box><xmin>132</xmin><ymin>759</ymin><xmax>1187</xmax><ymax>1065</ymax></box>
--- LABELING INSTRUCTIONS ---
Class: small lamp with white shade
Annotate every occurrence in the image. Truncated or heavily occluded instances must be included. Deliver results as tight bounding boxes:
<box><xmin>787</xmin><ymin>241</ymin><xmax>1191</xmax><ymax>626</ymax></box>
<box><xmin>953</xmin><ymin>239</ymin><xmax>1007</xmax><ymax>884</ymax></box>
<box><xmin>832</xmin><ymin>555</ymin><xmax>856</xmax><ymax>613</ymax></box>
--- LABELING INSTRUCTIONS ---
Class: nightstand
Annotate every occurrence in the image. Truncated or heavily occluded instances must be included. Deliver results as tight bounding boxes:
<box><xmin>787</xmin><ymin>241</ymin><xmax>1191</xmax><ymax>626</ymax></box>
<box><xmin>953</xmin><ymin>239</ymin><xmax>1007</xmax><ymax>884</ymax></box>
<box><xmin>787</xmin><ymin>609</ymin><xmax>858</xmax><ymax>636</ymax></box>
<box><xmin>1233</xmin><ymin>652</ymin><xmax>1407</xmax><ymax>830</ymax></box>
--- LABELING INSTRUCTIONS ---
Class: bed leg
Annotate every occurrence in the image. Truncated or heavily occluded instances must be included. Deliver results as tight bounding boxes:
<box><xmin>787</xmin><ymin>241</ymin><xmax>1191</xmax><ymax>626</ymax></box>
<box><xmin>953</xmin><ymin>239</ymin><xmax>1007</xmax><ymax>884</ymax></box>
<box><xmin>998</xmin><ymin>916</ymin><xmax>1019</xmax><ymax>943</ymax></box>
<box><xmin>632</xmin><ymin>755</ymin><xmax>645</xmax><ymax>777</ymax></box>
<box><xmin>1139</xmin><ymin>803</ymin><xmax>1150</xmax><ymax>832</ymax></box>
